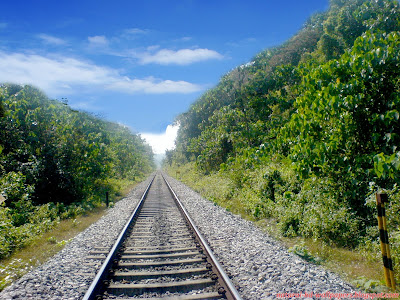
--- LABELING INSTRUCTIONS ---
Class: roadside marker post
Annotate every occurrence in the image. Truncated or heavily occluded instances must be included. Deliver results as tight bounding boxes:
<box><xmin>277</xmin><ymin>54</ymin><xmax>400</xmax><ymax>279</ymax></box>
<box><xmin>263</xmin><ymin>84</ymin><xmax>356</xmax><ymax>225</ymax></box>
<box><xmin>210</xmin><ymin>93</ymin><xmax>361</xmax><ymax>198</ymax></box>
<box><xmin>376</xmin><ymin>193</ymin><xmax>396</xmax><ymax>290</ymax></box>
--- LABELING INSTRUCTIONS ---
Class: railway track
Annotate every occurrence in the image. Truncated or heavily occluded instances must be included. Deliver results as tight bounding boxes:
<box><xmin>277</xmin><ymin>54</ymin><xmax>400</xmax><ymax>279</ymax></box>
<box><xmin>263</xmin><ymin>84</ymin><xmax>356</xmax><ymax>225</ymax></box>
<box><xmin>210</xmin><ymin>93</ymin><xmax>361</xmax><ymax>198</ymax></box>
<box><xmin>83</xmin><ymin>173</ymin><xmax>242</xmax><ymax>300</ymax></box>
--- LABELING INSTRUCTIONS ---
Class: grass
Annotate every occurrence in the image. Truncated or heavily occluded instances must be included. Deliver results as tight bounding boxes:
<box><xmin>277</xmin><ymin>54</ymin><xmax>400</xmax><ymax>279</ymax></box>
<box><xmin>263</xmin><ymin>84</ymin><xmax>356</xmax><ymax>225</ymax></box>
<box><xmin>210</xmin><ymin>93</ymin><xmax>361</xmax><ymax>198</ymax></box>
<box><xmin>165</xmin><ymin>163</ymin><xmax>398</xmax><ymax>293</ymax></box>
<box><xmin>0</xmin><ymin>177</ymin><xmax>140</xmax><ymax>291</ymax></box>
<box><xmin>0</xmin><ymin>207</ymin><xmax>106</xmax><ymax>290</ymax></box>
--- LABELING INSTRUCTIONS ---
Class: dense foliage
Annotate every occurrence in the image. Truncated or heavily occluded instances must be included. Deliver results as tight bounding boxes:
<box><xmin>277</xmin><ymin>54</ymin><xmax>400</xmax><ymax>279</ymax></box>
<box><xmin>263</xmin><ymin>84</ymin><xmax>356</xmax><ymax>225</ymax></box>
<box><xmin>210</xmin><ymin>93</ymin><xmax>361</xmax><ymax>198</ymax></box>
<box><xmin>168</xmin><ymin>0</ymin><xmax>400</xmax><ymax>258</ymax></box>
<box><xmin>0</xmin><ymin>84</ymin><xmax>154</xmax><ymax>258</ymax></box>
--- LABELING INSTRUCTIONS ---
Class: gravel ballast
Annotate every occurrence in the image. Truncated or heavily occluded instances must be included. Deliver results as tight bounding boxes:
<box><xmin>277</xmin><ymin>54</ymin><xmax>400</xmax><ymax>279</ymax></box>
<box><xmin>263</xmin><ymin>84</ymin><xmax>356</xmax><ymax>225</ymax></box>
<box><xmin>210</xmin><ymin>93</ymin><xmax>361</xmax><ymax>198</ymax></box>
<box><xmin>0</xmin><ymin>172</ymin><xmax>360</xmax><ymax>299</ymax></box>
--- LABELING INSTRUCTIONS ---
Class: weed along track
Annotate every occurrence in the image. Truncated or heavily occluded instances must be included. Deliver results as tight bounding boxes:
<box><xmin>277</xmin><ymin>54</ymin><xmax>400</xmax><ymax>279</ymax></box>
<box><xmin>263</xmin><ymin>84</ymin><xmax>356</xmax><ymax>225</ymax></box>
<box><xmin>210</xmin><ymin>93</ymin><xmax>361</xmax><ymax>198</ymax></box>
<box><xmin>83</xmin><ymin>172</ymin><xmax>242</xmax><ymax>300</ymax></box>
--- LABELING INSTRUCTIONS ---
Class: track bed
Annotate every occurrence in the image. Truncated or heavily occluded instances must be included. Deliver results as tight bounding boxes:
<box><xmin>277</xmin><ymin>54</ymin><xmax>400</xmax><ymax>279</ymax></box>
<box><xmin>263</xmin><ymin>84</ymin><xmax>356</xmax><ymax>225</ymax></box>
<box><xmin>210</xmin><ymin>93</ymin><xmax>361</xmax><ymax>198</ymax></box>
<box><xmin>84</xmin><ymin>173</ymin><xmax>240</xmax><ymax>300</ymax></box>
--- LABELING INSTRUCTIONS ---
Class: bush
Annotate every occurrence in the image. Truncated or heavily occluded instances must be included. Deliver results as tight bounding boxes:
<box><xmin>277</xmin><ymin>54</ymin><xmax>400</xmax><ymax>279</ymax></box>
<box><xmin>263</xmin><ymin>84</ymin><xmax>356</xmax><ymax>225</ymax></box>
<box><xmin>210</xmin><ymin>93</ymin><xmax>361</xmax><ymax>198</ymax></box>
<box><xmin>0</xmin><ymin>202</ymin><xmax>60</xmax><ymax>259</ymax></box>
<box><xmin>0</xmin><ymin>172</ymin><xmax>33</xmax><ymax>204</ymax></box>
<box><xmin>0</xmin><ymin>208</ymin><xmax>13</xmax><ymax>258</ymax></box>
<box><xmin>276</xmin><ymin>177</ymin><xmax>361</xmax><ymax>246</ymax></box>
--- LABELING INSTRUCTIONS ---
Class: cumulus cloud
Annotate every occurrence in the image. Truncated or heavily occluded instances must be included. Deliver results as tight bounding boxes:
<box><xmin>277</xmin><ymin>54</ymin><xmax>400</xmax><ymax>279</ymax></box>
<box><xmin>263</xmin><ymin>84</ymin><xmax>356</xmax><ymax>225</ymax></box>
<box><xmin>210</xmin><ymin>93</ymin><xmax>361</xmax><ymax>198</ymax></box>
<box><xmin>88</xmin><ymin>35</ymin><xmax>109</xmax><ymax>47</ymax></box>
<box><xmin>138</xmin><ymin>48</ymin><xmax>224</xmax><ymax>65</ymax></box>
<box><xmin>120</xmin><ymin>28</ymin><xmax>150</xmax><ymax>40</ymax></box>
<box><xmin>109</xmin><ymin>77</ymin><xmax>202</xmax><ymax>94</ymax></box>
<box><xmin>141</xmin><ymin>124</ymin><xmax>179</xmax><ymax>154</ymax></box>
<box><xmin>37</xmin><ymin>34</ymin><xmax>67</xmax><ymax>46</ymax></box>
<box><xmin>70</xmin><ymin>99</ymin><xmax>102</xmax><ymax>111</ymax></box>
<box><xmin>123</xmin><ymin>28</ymin><xmax>149</xmax><ymax>35</ymax></box>
<box><xmin>0</xmin><ymin>52</ymin><xmax>112</xmax><ymax>94</ymax></box>
<box><xmin>178</xmin><ymin>37</ymin><xmax>192</xmax><ymax>42</ymax></box>
<box><xmin>0</xmin><ymin>51</ymin><xmax>203</xmax><ymax>95</ymax></box>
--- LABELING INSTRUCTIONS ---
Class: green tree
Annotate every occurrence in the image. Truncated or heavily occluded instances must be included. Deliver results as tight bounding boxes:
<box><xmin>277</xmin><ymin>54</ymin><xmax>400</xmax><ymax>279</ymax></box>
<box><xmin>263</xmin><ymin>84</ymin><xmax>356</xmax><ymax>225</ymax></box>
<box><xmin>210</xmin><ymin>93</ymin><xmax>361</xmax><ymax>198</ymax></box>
<box><xmin>282</xmin><ymin>31</ymin><xmax>400</xmax><ymax>218</ymax></box>
<box><xmin>0</xmin><ymin>84</ymin><xmax>154</xmax><ymax>205</ymax></box>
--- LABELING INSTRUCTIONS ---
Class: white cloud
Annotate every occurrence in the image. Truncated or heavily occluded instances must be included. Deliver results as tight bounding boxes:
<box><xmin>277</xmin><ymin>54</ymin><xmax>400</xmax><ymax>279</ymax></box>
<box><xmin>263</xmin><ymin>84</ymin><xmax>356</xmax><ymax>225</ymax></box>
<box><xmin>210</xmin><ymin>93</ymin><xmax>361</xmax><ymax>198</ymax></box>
<box><xmin>147</xmin><ymin>45</ymin><xmax>160</xmax><ymax>51</ymax></box>
<box><xmin>123</xmin><ymin>28</ymin><xmax>148</xmax><ymax>35</ymax></box>
<box><xmin>0</xmin><ymin>51</ymin><xmax>203</xmax><ymax>95</ymax></box>
<box><xmin>37</xmin><ymin>34</ymin><xmax>67</xmax><ymax>46</ymax></box>
<box><xmin>179</xmin><ymin>37</ymin><xmax>192</xmax><ymax>42</ymax></box>
<box><xmin>88</xmin><ymin>35</ymin><xmax>109</xmax><ymax>47</ymax></box>
<box><xmin>120</xmin><ymin>28</ymin><xmax>150</xmax><ymax>41</ymax></box>
<box><xmin>70</xmin><ymin>99</ymin><xmax>101</xmax><ymax>111</ymax></box>
<box><xmin>138</xmin><ymin>48</ymin><xmax>224</xmax><ymax>65</ymax></box>
<box><xmin>0</xmin><ymin>52</ymin><xmax>113</xmax><ymax>94</ymax></box>
<box><xmin>109</xmin><ymin>77</ymin><xmax>202</xmax><ymax>94</ymax></box>
<box><xmin>141</xmin><ymin>124</ymin><xmax>179</xmax><ymax>155</ymax></box>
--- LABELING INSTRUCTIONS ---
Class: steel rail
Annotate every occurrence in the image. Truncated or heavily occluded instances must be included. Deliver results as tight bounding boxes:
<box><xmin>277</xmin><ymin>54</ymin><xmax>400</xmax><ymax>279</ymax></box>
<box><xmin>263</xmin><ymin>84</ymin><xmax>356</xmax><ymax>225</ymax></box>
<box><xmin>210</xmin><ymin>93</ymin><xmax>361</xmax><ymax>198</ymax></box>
<box><xmin>82</xmin><ymin>174</ymin><xmax>155</xmax><ymax>300</ymax></box>
<box><xmin>162</xmin><ymin>173</ymin><xmax>243</xmax><ymax>300</ymax></box>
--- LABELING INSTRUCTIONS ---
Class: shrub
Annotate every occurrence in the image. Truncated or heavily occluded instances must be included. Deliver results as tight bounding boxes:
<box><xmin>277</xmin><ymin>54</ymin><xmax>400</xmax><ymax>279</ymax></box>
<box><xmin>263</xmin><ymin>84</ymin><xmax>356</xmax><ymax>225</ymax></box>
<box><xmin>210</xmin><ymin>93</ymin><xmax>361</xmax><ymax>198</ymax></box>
<box><xmin>0</xmin><ymin>202</ymin><xmax>60</xmax><ymax>258</ymax></box>
<box><xmin>0</xmin><ymin>208</ymin><xmax>13</xmax><ymax>258</ymax></box>
<box><xmin>276</xmin><ymin>177</ymin><xmax>361</xmax><ymax>246</ymax></box>
<box><xmin>0</xmin><ymin>172</ymin><xmax>33</xmax><ymax>204</ymax></box>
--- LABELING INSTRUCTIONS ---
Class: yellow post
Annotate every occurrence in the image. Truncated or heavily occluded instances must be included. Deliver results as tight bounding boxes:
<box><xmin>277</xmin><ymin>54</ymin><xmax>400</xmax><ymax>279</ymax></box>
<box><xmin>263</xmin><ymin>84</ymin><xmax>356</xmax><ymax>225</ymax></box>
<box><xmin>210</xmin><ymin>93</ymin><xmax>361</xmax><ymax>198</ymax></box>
<box><xmin>376</xmin><ymin>193</ymin><xmax>396</xmax><ymax>290</ymax></box>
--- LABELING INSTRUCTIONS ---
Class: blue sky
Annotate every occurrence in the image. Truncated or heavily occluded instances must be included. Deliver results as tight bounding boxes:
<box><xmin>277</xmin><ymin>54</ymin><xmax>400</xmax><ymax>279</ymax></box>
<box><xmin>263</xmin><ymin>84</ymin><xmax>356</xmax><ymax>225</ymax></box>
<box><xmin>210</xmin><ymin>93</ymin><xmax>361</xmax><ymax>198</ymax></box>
<box><xmin>0</xmin><ymin>0</ymin><xmax>329</xmax><ymax>154</ymax></box>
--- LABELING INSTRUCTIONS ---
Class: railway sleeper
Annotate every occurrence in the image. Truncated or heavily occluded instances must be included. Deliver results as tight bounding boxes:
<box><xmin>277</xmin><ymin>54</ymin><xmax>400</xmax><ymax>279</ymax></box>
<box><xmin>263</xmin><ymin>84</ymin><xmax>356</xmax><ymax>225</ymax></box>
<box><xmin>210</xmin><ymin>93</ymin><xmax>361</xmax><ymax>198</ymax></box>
<box><xmin>113</xmin><ymin>267</ymin><xmax>210</xmax><ymax>280</ymax></box>
<box><xmin>127</xmin><ymin>233</ymin><xmax>192</xmax><ymax>240</ymax></box>
<box><xmin>120</xmin><ymin>251</ymin><xmax>200</xmax><ymax>260</ymax></box>
<box><xmin>91</xmin><ymin>246</ymin><xmax>198</xmax><ymax>255</ymax></box>
<box><xmin>126</xmin><ymin>244</ymin><xmax>201</xmax><ymax>251</ymax></box>
<box><xmin>107</xmin><ymin>278</ymin><xmax>215</xmax><ymax>296</ymax></box>
<box><xmin>123</xmin><ymin>246</ymin><xmax>198</xmax><ymax>255</ymax></box>
<box><xmin>111</xmin><ymin>291</ymin><xmax>223</xmax><ymax>300</ymax></box>
<box><xmin>118</xmin><ymin>257</ymin><xmax>205</xmax><ymax>269</ymax></box>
